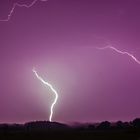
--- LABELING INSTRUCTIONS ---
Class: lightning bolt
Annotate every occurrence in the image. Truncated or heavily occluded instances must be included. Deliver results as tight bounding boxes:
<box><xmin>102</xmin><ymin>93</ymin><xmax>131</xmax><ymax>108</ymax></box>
<box><xmin>0</xmin><ymin>0</ymin><xmax>48</xmax><ymax>22</ymax></box>
<box><xmin>97</xmin><ymin>45</ymin><xmax>140</xmax><ymax>65</ymax></box>
<box><xmin>32</xmin><ymin>68</ymin><xmax>58</xmax><ymax>122</ymax></box>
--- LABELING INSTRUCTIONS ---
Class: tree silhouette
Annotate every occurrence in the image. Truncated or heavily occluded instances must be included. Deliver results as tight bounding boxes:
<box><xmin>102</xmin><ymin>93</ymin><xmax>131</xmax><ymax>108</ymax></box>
<box><xmin>97</xmin><ymin>121</ymin><xmax>111</xmax><ymax>129</ymax></box>
<box><xmin>132</xmin><ymin>118</ymin><xmax>140</xmax><ymax>128</ymax></box>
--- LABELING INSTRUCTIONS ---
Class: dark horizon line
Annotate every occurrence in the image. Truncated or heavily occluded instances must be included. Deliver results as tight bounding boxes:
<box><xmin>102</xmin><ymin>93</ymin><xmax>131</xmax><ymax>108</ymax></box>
<box><xmin>0</xmin><ymin>117</ymin><xmax>140</xmax><ymax>126</ymax></box>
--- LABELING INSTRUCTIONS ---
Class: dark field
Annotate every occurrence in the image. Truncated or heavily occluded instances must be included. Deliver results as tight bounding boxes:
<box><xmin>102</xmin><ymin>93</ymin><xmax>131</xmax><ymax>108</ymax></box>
<box><xmin>0</xmin><ymin>118</ymin><xmax>140</xmax><ymax>140</ymax></box>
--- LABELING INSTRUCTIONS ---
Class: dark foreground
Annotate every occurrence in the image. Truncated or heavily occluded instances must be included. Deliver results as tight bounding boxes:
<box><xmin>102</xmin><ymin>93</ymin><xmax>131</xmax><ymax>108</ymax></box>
<box><xmin>0</xmin><ymin>118</ymin><xmax>140</xmax><ymax>140</ymax></box>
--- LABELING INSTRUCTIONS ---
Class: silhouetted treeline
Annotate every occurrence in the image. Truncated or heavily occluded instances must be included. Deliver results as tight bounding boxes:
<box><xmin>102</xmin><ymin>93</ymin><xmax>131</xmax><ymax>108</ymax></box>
<box><xmin>0</xmin><ymin>118</ymin><xmax>140</xmax><ymax>140</ymax></box>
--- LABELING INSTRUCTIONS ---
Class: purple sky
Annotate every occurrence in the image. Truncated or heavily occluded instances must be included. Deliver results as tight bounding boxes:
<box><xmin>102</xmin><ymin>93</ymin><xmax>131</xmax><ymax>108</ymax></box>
<box><xmin>0</xmin><ymin>0</ymin><xmax>140</xmax><ymax>123</ymax></box>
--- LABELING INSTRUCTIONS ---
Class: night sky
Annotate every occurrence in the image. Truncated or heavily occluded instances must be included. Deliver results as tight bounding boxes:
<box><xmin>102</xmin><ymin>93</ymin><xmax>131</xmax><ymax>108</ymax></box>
<box><xmin>0</xmin><ymin>0</ymin><xmax>140</xmax><ymax>123</ymax></box>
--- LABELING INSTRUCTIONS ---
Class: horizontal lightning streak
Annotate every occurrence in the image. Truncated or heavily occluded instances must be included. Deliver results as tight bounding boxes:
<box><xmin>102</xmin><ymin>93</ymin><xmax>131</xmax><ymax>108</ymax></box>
<box><xmin>32</xmin><ymin>68</ymin><xmax>58</xmax><ymax>122</ymax></box>
<box><xmin>0</xmin><ymin>0</ymin><xmax>48</xmax><ymax>21</ymax></box>
<box><xmin>97</xmin><ymin>46</ymin><xmax>140</xmax><ymax>65</ymax></box>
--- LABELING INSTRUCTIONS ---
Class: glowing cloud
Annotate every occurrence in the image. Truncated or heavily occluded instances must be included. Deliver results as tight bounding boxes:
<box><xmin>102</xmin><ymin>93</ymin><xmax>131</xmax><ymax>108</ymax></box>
<box><xmin>97</xmin><ymin>45</ymin><xmax>140</xmax><ymax>65</ymax></box>
<box><xmin>0</xmin><ymin>0</ymin><xmax>48</xmax><ymax>22</ymax></box>
<box><xmin>32</xmin><ymin>68</ymin><xmax>58</xmax><ymax>122</ymax></box>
